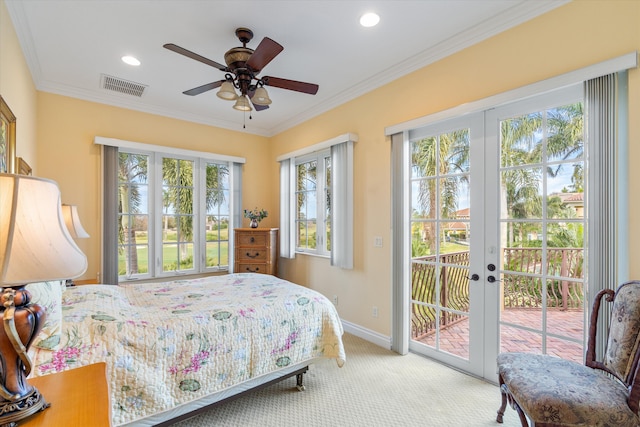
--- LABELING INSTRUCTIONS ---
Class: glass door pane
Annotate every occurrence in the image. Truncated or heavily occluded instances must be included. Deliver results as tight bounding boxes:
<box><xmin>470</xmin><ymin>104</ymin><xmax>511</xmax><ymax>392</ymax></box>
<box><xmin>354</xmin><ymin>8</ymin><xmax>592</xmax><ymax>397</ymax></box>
<box><xmin>410</xmin><ymin>126</ymin><xmax>474</xmax><ymax>361</ymax></box>
<box><xmin>497</xmin><ymin>101</ymin><xmax>586</xmax><ymax>364</ymax></box>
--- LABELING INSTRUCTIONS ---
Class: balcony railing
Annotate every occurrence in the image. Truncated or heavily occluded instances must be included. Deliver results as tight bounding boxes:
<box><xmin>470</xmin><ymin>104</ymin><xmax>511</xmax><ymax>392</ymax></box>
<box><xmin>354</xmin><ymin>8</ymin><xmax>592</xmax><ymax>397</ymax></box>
<box><xmin>502</xmin><ymin>247</ymin><xmax>583</xmax><ymax>310</ymax></box>
<box><xmin>411</xmin><ymin>248</ymin><xmax>584</xmax><ymax>339</ymax></box>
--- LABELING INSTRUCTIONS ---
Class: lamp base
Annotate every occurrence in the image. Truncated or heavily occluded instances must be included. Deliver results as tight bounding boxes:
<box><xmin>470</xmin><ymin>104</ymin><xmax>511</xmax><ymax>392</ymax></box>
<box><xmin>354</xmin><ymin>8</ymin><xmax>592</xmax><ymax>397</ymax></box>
<box><xmin>0</xmin><ymin>388</ymin><xmax>48</xmax><ymax>427</ymax></box>
<box><xmin>0</xmin><ymin>286</ymin><xmax>48</xmax><ymax>426</ymax></box>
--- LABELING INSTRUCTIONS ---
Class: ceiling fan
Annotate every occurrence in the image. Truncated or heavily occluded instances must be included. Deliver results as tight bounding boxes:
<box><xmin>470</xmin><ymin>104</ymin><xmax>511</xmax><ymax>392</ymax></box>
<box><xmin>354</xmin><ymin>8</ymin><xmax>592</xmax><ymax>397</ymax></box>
<box><xmin>164</xmin><ymin>28</ymin><xmax>319</xmax><ymax>112</ymax></box>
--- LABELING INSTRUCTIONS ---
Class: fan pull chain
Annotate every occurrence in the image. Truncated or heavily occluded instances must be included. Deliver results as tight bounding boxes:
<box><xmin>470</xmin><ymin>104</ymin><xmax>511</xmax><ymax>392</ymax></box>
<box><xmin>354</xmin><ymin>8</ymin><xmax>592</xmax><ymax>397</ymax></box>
<box><xmin>242</xmin><ymin>110</ymin><xmax>253</xmax><ymax>129</ymax></box>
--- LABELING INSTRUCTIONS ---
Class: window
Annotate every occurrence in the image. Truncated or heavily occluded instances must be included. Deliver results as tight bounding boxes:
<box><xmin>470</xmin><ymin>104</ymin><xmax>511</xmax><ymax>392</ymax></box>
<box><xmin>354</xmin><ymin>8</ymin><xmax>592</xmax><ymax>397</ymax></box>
<box><xmin>204</xmin><ymin>161</ymin><xmax>231</xmax><ymax>269</ymax></box>
<box><xmin>118</xmin><ymin>151</ymin><xmax>234</xmax><ymax>279</ymax></box>
<box><xmin>295</xmin><ymin>150</ymin><xmax>331</xmax><ymax>255</ymax></box>
<box><xmin>161</xmin><ymin>157</ymin><xmax>196</xmax><ymax>272</ymax></box>
<box><xmin>279</xmin><ymin>133</ymin><xmax>356</xmax><ymax>269</ymax></box>
<box><xmin>97</xmin><ymin>137</ymin><xmax>244</xmax><ymax>283</ymax></box>
<box><xmin>118</xmin><ymin>151</ymin><xmax>150</xmax><ymax>276</ymax></box>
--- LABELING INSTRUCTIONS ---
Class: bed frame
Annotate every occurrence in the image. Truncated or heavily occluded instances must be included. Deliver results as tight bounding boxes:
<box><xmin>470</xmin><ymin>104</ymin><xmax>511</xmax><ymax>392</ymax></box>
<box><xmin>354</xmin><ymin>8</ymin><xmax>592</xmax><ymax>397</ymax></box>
<box><xmin>27</xmin><ymin>275</ymin><xmax>345</xmax><ymax>427</ymax></box>
<box><xmin>129</xmin><ymin>363</ymin><xmax>311</xmax><ymax>426</ymax></box>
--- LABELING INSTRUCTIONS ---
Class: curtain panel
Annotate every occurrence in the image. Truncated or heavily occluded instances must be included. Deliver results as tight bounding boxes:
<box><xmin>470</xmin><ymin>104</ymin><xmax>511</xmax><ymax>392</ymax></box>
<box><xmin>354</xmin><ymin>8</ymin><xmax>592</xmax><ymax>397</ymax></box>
<box><xmin>102</xmin><ymin>144</ymin><xmax>119</xmax><ymax>285</ymax></box>
<box><xmin>330</xmin><ymin>140</ymin><xmax>354</xmax><ymax>269</ymax></box>
<box><xmin>585</xmin><ymin>72</ymin><xmax>627</xmax><ymax>359</ymax></box>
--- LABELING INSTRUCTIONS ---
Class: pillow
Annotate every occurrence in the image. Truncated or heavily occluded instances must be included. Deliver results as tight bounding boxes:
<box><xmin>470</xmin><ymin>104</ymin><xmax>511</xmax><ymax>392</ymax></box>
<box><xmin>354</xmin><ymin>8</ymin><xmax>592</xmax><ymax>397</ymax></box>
<box><xmin>25</xmin><ymin>280</ymin><xmax>64</xmax><ymax>351</ymax></box>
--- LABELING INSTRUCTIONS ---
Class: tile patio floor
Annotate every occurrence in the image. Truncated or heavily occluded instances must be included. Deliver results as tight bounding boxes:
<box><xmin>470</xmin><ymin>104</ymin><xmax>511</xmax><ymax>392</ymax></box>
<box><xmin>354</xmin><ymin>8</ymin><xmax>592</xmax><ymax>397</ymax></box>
<box><xmin>414</xmin><ymin>308</ymin><xmax>585</xmax><ymax>363</ymax></box>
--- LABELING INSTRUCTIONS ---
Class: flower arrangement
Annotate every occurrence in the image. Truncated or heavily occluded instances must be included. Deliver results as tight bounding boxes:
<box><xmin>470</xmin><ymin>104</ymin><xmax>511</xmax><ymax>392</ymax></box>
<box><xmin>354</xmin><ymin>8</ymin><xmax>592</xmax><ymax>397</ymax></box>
<box><xmin>243</xmin><ymin>208</ymin><xmax>268</xmax><ymax>223</ymax></box>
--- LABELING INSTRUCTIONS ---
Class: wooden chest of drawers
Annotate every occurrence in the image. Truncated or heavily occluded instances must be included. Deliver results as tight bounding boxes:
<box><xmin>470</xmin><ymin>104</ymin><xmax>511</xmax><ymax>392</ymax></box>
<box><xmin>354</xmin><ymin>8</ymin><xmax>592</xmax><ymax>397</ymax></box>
<box><xmin>234</xmin><ymin>228</ymin><xmax>278</xmax><ymax>275</ymax></box>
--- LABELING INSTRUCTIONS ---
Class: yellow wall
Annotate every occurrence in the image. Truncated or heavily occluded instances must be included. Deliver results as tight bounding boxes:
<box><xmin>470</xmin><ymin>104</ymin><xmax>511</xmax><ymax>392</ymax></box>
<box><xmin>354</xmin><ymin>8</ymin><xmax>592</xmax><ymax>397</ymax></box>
<box><xmin>270</xmin><ymin>0</ymin><xmax>640</xmax><ymax>334</ymax></box>
<box><xmin>35</xmin><ymin>93</ymin><xmax>272</xmax><ymax>282</ymax></box>
<box><xmin>0</xmin><ymin>0</ymin><xmax>37</xmax><ymax>169</ymax></box>
<box><xmin>4</xmin><ymin>0</ymin><xmax>640</xmax><ymax>338</ymax></box>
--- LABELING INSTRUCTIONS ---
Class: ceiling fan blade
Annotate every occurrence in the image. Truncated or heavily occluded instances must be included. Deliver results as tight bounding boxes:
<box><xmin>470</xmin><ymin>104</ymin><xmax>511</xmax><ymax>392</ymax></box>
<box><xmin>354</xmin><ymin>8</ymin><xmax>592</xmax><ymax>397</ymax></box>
<box><xmin>262</xmin><ymin>76</ymin><xmax>319</xmax><ymax>95</ymax></box>
<box><xmin>253</xmin><ymin>102</ymin><xmax>270</xmax><ymax>112</ymax></box>
<box><xmin>163</xmin><ymin>43</ymin><xmax>227</xmax><ymax>72</ymax></box>
<box><xmin>183</xmin><ymin>80</ymin><xmax>224</xmax><ymax>96</ymax></box>
<box><xmin>246</xmin><ymin>37</ymin><xmax>283</xmax><ymax>73</ymax></box>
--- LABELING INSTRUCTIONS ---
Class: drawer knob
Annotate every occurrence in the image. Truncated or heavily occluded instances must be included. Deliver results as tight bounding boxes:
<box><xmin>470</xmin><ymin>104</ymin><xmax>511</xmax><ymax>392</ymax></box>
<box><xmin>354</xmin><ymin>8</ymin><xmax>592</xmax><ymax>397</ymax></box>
<box><xmin>250</xmin><ymin>237</ymin><xmax>255</xmax><ymax>243</ymax></box>
<box><xmin>246</xmin><ymin>252</ymin><xmax>260</xmax><ymax>258</ymax></box>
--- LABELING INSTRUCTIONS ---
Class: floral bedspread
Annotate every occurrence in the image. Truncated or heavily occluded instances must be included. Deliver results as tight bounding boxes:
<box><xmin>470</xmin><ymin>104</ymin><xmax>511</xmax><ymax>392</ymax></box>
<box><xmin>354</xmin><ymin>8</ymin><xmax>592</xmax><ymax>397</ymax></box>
<box><xmin>28</xmin><ymin>273</ymin><xmax>346</xmax><ymax>426</ymax></box>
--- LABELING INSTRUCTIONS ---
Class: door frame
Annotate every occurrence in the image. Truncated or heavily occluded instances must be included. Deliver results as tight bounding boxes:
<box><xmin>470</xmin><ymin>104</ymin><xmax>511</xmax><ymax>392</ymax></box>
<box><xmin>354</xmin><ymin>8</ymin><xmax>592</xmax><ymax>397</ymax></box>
<box><xmin>405</xmin><ymin>113</ymin><xmax>485</xmax><ymax>376</ymax></box>
<box><xmin>390</xmin><ymin>53</ymin><xmax>635</xmax><ymax>381</ymax></box>
<box><xmin>482</xmin><ymin>85</ymin><xmax>585</xmax><ymax>380</ymax></box>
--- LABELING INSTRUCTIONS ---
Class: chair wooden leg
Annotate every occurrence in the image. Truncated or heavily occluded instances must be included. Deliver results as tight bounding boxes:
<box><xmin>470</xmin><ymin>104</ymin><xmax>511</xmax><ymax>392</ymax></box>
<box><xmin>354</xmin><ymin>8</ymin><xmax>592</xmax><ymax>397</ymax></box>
<box><xmin>497</xmin><ymin>374</ymin><xmax>508</xmax><ymax>423</ymax></box>
<box><xmin>515</xmin><ymin>404</ymin><xmax>530</xmax><ymax>427</ymax></box>
<box><xmin>497</xmin><ymin>373</ymin><xmax>531</xmax><ymax>426</ymax></box>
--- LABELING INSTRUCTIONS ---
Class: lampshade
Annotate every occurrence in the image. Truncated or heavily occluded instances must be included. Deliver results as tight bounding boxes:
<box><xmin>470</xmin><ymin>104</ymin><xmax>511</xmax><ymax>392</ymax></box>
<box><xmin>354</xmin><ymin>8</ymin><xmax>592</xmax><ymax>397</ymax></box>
<box><xmin>61</xmin><ymin>204</ymin><xmax>90</xmax><ymax>239</ymax></box>
<box><xmin>251</xmin><ymin>86</ymin><xmax>272</xmax><ymax>106</ymax></box>
<box><xmin>0</xmin><ymin>174</ymin><xmax>87</xmax><ymax>285</ymax></box>
<box><xmin>233</xmin><ymin>95</ymin><xmax>253</xmax><ymax>111</ymax></box>
<box><xmin>217</xmin><ymin>81</ymin><xmax>238</xmax><ymax>100</ymax></box>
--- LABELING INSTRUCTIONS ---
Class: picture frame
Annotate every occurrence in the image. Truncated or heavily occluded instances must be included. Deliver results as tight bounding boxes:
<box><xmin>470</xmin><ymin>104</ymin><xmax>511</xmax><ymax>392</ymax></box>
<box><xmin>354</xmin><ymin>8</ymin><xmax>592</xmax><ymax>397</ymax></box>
<box><xmin>17</xmin><ymin>157</ymin><xmax>32</xmax><ymax>176</ymax></box>
<box><xmin>0</xmin><ymin>95</ymin><xmax>16</xmax><ymax>174</ymax></box>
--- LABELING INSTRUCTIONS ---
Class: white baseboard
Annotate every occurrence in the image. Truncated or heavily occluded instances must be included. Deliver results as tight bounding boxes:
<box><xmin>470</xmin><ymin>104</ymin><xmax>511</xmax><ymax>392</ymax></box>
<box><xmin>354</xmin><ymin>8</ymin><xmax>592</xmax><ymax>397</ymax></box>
<box><xmin>341</xmin><ymin>320</ymin><xmax>392</xmax><ymax>350</ymax></box>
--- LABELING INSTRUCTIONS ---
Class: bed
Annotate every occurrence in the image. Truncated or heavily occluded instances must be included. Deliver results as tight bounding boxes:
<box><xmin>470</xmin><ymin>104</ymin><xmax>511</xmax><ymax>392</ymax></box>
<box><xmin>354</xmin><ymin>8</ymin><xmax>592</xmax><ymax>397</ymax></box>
<box><xmin>25</xmin><ymin>273</ymin><xmax>346</xmax><ymax>426</ymax></box>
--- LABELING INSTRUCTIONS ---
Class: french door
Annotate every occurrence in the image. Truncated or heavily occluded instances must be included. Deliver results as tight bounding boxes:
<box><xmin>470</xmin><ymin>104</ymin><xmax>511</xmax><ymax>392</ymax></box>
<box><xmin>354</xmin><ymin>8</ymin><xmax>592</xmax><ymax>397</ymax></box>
<box><xmin>408</xmin><ymin>113</ymin><xmax>486</xmax><ymax>376</ymax></box>
<box><xmin>407</xmin><ymin>85</ymin><xmax>586</xmax><ymax>380</ymax></box>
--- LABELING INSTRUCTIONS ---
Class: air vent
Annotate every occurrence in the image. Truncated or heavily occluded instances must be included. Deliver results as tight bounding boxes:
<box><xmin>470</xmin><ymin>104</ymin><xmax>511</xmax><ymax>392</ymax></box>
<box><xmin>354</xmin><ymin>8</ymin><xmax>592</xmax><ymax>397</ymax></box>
<box><xmin>101</xmin><ymin>74</ymin><xmax>147</xmax><ymax>97</ymax></box>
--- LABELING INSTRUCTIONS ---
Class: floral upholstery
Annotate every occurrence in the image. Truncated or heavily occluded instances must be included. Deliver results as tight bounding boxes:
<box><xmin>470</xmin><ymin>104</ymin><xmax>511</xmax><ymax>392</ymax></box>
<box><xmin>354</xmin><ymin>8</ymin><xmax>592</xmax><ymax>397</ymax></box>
<box><xmin>604</xmin><ymin>283</ymin><xmax>640</xmax><ymax>381</ymax></box>
<box><xmin>25</xmin><ymin>280</ymin><xmax>64</xmax><ymax>351</ymax></box>
<box><xmin>497</xmin><ymin>353</ymin><xmax>640</xmax><ymax>426</ymax></box>
<box><xmin>497</xmin><ymin>281</ymin><xmax>640</xmax><ymax>427</ymax></box>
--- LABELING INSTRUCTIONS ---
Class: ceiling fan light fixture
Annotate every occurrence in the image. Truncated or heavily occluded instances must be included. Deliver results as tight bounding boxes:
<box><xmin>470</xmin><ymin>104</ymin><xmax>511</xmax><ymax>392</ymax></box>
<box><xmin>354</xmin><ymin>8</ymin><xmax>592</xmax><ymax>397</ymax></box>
<box><xmin>165</xmin><ymin>27</ymin><xmax>319</xmax><ymax>117</ymax></box>
<box><xmin>252</xmin><ymin>86</ymin><xmax>272</xmax><ymax>106</ymax></box>
<box><xmin>233</xmin><ymin>95</ymin><xmax>252</xmax><ymax>111</ymax></box>
<box><xmin>217</xmin><ymin>81</ymin><xmax>238</xmax><ymax>100</ymax></box>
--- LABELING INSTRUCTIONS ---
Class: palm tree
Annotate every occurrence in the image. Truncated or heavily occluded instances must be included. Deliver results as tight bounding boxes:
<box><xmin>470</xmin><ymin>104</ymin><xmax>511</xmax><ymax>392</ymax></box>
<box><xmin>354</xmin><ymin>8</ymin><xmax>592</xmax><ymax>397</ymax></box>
<box><xmin>119</xmin><ymin>154</ymin><xmax>231</xmax><ymax>275</ymax></box>
<box><xmin>204</xmin><ymin>163</ymin><xmax>229</xmax><ymax>267</ymax></box>
<box><xmin>500</xmin><ymin>104</ymin><xmax>583</xmax><ymax>247</ymax></box>
<box><xmin>205</xmin><ymin>163</ymin><xmax>228</xmax><ymax>212</ymax></box>
<box><xmin>411</xmin><ymin>130</ymin><xmax>470</xmax><ymax>254</ymax></box>
<box><xmin>162</xmin><ymin>159</ymin><xmax>230</xmax><ymax>270</ymax></box>
<box><xmin>296</xmin><ymin>160</ymin><xmax>318</xmax><ymax>248</ymax></box>
<box><xmin>544</xmin><ymin>103</ymin><xmax>584</xmax><ymax>177</ymax></box>
<box><xmin>162</xmin><ymin>158</ymin><xmax>194</xmax><ymax>270</ymax></box>
<box><xmin>499</xmin><ymin>112</ymin><xmax>543</xmax><ymax>246</ymax></box>
<box><xmin>118</xmin><ymin>153</ymin><xmax>148</xmax><ymax>275</ymax></box>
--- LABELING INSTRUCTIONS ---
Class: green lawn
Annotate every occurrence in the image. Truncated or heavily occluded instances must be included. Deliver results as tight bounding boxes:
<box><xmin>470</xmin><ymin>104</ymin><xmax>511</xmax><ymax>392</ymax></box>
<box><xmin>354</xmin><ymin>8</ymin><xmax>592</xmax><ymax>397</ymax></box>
<box><xmin>118</xmin><ymin>229</ymin><xmax>230</xmax><ymax>274</ymax></box>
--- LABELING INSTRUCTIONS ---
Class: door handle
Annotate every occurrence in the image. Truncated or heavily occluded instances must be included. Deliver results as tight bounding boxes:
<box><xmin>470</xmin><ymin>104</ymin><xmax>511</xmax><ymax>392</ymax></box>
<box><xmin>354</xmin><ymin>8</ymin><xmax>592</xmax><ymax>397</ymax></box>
<box><xmin>469</xmin><ymin>274</ymin><xmax>480</xmax><ymax>281</ymax></box>
<box><xmin>487</xmin><ymin>264</ymin><xmax>496</xmax><ymax>271</ymax></box>
<box><xmin>487</xmin><ymin>275</ymin><xmax>502</xmax><ymax>283</ymax></box>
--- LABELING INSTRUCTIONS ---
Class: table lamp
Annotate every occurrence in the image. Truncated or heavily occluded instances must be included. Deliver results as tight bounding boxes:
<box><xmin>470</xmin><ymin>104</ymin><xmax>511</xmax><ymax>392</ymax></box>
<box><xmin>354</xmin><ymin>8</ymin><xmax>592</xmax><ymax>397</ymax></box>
<box><xmin>61</xmin><ymin>204</ymin><xmax>90</xmax><ymax>239</ymax></box>
<box><xmin>0</xmin><ymin>173</ymin><xmax>87</xmax><ymax>425</ymax></box>
<box><xmin>61</xmin><ymin>204</ymin><xmax>89</xmax><ymax>287</ymax></box>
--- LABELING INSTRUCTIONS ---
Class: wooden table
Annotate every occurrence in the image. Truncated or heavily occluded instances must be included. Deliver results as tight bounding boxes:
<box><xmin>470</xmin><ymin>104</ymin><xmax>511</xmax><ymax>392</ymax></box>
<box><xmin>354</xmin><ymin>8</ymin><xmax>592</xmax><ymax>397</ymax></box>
<box><xmin>21</xmin><ymin>363</ymin><xmax>111</xmax><ymax>426</ymax></box>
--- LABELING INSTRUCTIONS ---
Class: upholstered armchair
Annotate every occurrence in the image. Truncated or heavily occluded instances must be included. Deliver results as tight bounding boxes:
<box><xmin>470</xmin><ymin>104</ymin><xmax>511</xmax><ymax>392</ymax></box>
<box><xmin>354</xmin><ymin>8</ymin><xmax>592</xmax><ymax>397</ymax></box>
<box><xmin>496</xmin><ymin>280</ymin><xmax>640</xmax><ymax>427</ymax></box>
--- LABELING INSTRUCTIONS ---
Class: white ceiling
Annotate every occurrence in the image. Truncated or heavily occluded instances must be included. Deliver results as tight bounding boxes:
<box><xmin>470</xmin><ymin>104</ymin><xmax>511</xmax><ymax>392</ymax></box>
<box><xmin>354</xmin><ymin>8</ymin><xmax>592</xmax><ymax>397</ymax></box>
<box><xmin>5</xmin><ymin>0</ymin><xmax>565</xmax><ymax>137</ymax></box>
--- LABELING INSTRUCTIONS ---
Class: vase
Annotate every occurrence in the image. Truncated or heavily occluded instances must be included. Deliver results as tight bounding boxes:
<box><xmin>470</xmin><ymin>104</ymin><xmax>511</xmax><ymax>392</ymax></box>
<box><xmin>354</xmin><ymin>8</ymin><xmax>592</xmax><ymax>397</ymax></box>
<box><xmin>250</xmin><ymin>219</ymin><xmax>259</xmax><ymax>228</ymax></box>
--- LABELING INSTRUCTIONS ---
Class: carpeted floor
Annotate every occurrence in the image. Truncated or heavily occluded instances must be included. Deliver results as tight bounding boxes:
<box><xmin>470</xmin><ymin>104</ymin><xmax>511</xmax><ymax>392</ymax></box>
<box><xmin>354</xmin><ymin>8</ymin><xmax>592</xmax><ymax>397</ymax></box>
<box><xmin>175</xmin><ymin>333</ymin><xmax>521</xmax><ymax>426</ymax></box>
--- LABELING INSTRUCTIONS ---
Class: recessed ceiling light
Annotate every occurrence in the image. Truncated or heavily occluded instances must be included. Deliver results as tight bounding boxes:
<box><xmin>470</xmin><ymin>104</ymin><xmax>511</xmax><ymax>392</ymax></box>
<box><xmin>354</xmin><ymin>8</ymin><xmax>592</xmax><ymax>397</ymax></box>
<box><xmin>121</xmin><ymin>55</ymin><xmax>141</xmax><ymax>66</ymax></box>
<box><xmin>360</xmin><ymin>12</ymin><xmax>380</xmax><ymax>28</ymax></box>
